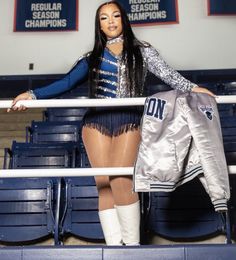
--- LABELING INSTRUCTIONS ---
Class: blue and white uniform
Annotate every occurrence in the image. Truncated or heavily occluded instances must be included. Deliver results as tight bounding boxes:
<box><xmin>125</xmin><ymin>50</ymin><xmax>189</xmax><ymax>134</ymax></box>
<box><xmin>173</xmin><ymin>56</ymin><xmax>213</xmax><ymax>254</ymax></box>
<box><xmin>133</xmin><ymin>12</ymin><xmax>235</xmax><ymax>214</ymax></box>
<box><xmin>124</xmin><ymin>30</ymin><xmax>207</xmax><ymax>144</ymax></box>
<box><xmin>32</xmin><ymin>43</ymin><xmax>197</xmax><ymax>136</ymax></box>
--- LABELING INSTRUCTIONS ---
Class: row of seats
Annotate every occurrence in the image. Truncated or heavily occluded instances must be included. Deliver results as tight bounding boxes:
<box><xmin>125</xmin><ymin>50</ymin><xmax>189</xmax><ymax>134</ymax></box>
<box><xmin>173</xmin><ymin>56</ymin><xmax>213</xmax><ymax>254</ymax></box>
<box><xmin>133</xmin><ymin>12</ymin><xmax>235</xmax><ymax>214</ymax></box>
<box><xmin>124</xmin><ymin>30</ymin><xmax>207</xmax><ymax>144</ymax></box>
<box><xmin>1</xmin><ymin>80</ymin><xmax>236</xmax><ymax>245</ymax></box>
<box><xmin>2</xmin><ymin>140</ymin><xmax>103</xmax><ymax>245</ymax></box>
<box><xmin>2</xmin><ymin>108</ymin><xmax>103</xmax><ymax>245</ymax></box>
<box><xmin>1</xmin><ymin>110</ymin><xmax>235</xmax><ymax>245</ymax></box>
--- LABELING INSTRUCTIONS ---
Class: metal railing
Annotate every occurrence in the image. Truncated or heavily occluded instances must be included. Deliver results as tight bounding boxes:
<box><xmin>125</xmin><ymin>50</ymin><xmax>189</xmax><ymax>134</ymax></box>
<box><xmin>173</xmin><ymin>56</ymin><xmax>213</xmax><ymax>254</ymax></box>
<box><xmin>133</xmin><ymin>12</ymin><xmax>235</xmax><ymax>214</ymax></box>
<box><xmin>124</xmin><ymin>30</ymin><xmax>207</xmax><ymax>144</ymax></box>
<box><xmin>0</xmin><ymin>96</ymin><xmax>235</xmax><ymax>178</ymax></box>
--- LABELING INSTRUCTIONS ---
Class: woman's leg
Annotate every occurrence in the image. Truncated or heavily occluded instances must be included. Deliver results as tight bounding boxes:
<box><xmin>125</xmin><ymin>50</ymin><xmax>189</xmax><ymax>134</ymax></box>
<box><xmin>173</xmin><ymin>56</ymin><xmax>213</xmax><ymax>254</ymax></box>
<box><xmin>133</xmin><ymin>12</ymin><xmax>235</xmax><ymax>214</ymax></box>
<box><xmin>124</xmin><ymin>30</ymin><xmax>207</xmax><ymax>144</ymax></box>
<box><xmin>82</xmin><ymin>127</ymin><xmax>141</xmax><ymax>207</ymax></box>
<box><xmin>82</xmin><ymin>126</ymin><xmax>114</xmax><ymax>210</ymax></box>
<box><xmin>109</xmin><ymin>129</ymin><xmax>141</xmax><ymax>245</ymax></box>
<box><xmin>82</xmin><ymin>126</ymin><xmax>122</xmax><ymax>245</ymax></box>
<box><xmin>82</xmin><ymin>126</ymin><xmax>141</xmax><ymax>245</ymax></box>
<box><xmin>109</xmin><ymin>129</ymin><xmax>141</xmax><ymax>205</ymax></box>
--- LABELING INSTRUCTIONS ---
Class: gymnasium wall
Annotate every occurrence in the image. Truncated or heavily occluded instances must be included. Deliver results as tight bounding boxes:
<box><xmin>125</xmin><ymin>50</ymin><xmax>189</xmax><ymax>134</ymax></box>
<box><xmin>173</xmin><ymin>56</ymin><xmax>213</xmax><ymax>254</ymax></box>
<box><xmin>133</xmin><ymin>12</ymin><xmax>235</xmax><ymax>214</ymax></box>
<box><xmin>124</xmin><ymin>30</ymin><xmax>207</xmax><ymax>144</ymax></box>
<box><xmin>0</xmin><ymin>0</ymin><xmax>235</xmax><ymax>77</ymax></box>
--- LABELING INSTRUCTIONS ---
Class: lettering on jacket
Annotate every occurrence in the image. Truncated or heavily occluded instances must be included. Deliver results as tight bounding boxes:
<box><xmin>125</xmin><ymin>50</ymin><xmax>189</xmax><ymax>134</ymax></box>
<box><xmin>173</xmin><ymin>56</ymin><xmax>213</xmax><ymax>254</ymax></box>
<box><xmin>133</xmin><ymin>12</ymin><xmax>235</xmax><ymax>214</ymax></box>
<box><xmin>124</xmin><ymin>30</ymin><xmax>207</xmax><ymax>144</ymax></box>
<box><xmin>145</xmin><ymin>97</ymin><xmax>166</xmax><ymax>120</ymax></box>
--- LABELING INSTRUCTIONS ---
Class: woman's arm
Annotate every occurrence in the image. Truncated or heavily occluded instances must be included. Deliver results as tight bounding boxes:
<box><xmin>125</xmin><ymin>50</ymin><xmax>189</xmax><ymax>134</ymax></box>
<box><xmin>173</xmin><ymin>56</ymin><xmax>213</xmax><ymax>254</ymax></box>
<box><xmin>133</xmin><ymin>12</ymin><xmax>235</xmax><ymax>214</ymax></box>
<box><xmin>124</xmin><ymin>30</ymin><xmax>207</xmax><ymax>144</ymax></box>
<box><xmin>8</xmin><ymin>56</ymin><xmax>89</xmax><ymax>112</ymax></box>
<box><xmin>33</xmin><ymin>57</ymin><xmax>89</xmax><ymax>99</ymax></box>
<box><xmin>142</xmin><ymin>45</ymin><xmax>215</xmax><ymax>96</ymax></box>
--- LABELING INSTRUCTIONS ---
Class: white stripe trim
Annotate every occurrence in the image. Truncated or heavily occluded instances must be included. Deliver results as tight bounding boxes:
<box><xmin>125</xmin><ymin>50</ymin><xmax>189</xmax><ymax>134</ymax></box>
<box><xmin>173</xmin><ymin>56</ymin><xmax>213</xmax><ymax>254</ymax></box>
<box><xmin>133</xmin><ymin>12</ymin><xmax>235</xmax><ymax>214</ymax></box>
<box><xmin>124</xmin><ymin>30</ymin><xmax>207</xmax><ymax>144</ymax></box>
<box><xmin>97</xmin><ymin>86</ymin><xmax>117</xmax><ymax>95</ymax></box>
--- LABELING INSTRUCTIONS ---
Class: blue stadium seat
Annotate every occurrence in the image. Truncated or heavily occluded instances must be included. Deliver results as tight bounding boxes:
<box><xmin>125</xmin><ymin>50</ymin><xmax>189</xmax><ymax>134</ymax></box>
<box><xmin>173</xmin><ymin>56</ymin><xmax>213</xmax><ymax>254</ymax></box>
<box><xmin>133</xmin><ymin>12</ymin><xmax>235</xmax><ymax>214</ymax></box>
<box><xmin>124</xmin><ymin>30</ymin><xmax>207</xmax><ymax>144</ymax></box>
<box><xmin>0</xmin><ymin>178</ymin><xmax>56</xmax><ymax>244</ymax></box>
<box><xmin>5</xmin><ymin>141</ymin><xmax>76</xmax><ymax>169</ymax></box>
<box><xmin>223</xmin><ymin>82</ymin><xmax>236</xmax><ymax>95</ymax></box>
<box><xmin>24</xmin><ymin>120</ymin><xmax>102</xmax><ymax>242</ymax></box>
<box><xmin>60</xmin><ymin>176</ymin><xmax>104</xmax><ymax>241</ymax></box>
<box><xmin>218</xmin><ymin>104</ymin><xmax>235</xmax><ymax>117</ymax></box>
<box><xmin>221</xmin><ymin>116</ymin><xmax>236</xmax><ymax>167</ymax></box>
<box><xmin>59</xmin><ymin>145</ymin><xmax>103</xmax><ymax>241</ymax></box>
<box><xmin>1</xmin><ymin>141</ymin><xmax>78</xmax><ymax>244</ymax></box>
<box><xmin>26</xmin><ymin>121</ymin><xmax>82</xmax><ymax>144</ymax></box>
<box><xmin>221</xmin><ymin>117</ymin><xmax>236</xmax><ymax>144</ymax></box>
<box><xmin>222</xmin><ymin>116</ymin><xmax>236</xmax><ymax>238</ymax></box>
<box><xmin>229</xmin><ymin>175</ymin><xmax>236</xmax><ymax>239</ymax></box>
<box><xmin>26</xmin><ymin>121</ymin><xmax>82</xmax><ymax>167</ymax></box>
<box><xmin>145</xmin><ymin>178</ymin><xmax>231</xmax><ymax>243</ymax></box>
<box><xmin>44</xmin><ymin>108</ymin><xmax>87</xmax><ymax>122</ymax></box>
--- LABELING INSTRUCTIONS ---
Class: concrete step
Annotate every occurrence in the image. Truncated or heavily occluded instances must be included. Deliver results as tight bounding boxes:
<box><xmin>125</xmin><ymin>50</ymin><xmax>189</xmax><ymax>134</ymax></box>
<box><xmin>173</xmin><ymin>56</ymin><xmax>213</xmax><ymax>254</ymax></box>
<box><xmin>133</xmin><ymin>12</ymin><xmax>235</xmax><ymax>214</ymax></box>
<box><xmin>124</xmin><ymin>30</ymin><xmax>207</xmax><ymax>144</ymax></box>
<box><xmin>0</xmin><ymin>123</ymin><xmax>31</xmax><ymax>131</ymax></box>
<box><xmin>0</xmin><ymin>150</ymin><xmax>8</xmax><ymax>169</ymax></box>
<box><xmin>0</xmin><ymin>108</ymin><xmax>45</xmax><ymax>169</ymax></box>
<box><xmin>0</xmin><ymin>113</ymin><xmax>43</xmax><ymax>123</ymax></box>
<box><xmin>0</xmin><ymin>131</ymin><xmax>25</xmax><ymax>137</ymax></box>
<box><xmin>0</xmin><ymin>137</ymin><xmax>26</xmax><ymax>149</ymax></box>
<box><xmin>0</xmin><ymin>108</ymin><xmax>44</xmax><ymax>114</ymax></box>
<box><xmin>0</xmin><ymin>108</ymin><xmax>44</xmax><ymax>122</ymax></box>
<box><xmin>0</xmin><ymin>157</ymin><xmax>4</xmax><ymax>169</ymax></box>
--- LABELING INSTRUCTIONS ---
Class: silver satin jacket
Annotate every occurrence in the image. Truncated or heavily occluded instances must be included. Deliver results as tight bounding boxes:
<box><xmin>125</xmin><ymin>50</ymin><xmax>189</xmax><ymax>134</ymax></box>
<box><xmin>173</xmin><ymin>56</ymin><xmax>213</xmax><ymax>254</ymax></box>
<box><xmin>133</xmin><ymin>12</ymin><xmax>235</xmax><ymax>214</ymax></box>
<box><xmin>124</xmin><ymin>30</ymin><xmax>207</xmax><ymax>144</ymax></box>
<box><xmin>134</xmin><ymin>90</ymin><xmax>230</xmax><ymax>212</ymax></box>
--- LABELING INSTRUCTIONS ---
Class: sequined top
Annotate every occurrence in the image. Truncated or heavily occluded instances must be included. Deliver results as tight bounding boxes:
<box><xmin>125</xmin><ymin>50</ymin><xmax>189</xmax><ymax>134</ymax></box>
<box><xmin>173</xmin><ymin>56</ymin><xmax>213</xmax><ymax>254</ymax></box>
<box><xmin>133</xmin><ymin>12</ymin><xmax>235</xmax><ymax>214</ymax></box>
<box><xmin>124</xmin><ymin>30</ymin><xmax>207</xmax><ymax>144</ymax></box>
<box><xmin>32</xmin><ymin>43</ymin><xmax>198</xmax><ymax>99</ymax></box>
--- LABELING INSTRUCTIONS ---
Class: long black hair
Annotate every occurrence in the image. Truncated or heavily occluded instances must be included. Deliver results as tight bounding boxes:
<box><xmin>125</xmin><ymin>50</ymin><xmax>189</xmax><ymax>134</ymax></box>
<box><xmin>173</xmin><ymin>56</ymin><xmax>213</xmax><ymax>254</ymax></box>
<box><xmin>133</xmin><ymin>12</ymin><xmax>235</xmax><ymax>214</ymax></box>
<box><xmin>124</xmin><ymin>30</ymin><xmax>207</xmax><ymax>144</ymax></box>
<box><xmin>88</xmin><ymin>0</ymin><xmax>145</xmax><ymax>97</ymax></box>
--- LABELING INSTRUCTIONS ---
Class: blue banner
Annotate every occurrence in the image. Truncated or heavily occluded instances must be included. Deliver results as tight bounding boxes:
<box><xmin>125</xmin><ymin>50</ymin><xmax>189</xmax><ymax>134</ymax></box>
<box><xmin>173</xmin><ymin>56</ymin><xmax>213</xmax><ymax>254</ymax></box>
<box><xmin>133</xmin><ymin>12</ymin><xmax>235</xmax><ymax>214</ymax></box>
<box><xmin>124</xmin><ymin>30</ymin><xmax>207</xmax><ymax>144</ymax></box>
<box><xmin>117</xmin><ymin>0</ymin><xmax>179</xmax><ymax>26</ymax></box>
<box><xmin>14</xmin><ymin>0</ymin><xmax>78</xmax><ymax>31</ymax></box>
<box><xmin>208</xmin><ymin>0</ymin><xmax>236</xmax><ymax>15</ymax></box>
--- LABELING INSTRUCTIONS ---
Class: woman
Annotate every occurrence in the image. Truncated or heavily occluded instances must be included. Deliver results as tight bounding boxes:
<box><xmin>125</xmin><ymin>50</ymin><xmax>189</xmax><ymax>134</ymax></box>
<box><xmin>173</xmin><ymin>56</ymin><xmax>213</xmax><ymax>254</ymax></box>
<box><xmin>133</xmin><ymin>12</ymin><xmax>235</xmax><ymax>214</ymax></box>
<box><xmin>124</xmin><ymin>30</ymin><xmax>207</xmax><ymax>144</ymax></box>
<box><xmin>8</xmin><ymin>1</ymin><xmax>214</xmax><ymax>246</ymax></box>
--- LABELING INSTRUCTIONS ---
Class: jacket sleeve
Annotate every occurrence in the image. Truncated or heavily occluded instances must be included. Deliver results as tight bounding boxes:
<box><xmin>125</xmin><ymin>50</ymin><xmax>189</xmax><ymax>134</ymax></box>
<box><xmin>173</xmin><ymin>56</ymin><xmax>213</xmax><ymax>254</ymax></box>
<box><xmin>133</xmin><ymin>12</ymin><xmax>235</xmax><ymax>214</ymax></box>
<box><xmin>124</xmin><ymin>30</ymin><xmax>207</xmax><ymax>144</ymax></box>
<box><xmin>33</xmin><ymin>56</ymin><xmax>89</xmax><ymax>99</ymax></box>
<box><xmin>141</xmin><ymin>45</ymin><xmax>198</xmax><ymax>93</ymax></box>
<box><xmin>184</xmin><ymin>92</ymin><xmax>230</xmax><ymax>211</ymax></box>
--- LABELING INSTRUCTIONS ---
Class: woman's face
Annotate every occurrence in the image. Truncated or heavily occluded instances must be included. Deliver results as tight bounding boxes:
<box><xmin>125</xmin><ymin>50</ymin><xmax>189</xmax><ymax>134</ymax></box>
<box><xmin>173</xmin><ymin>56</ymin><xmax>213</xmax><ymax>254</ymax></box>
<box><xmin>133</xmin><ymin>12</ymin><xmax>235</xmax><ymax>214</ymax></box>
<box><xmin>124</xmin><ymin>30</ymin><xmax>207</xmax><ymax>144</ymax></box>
<box><xmin>99</xmin><ymin>3</ymin><xmax>123</xmax><ymax>39</ymax></box>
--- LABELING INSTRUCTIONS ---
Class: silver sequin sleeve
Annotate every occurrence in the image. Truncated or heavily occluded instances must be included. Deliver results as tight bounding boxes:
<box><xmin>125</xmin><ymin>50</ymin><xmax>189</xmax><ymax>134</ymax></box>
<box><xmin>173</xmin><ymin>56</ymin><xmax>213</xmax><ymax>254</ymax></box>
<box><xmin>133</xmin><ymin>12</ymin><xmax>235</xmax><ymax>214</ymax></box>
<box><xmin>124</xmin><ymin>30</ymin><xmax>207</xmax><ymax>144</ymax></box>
<box><xmin>141</xmin><ymin>45</ymin><xmax>198</xmax><ymax>92</ymax></box>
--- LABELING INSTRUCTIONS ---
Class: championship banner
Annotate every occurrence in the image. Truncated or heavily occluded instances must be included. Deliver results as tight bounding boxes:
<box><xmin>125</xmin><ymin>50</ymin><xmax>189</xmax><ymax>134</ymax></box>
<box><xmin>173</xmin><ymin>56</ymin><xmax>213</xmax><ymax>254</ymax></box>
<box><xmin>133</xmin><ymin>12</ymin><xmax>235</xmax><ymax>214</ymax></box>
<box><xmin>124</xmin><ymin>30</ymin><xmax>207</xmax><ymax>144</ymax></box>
<box><xmin>117</xmin><ymin>0</ymin><xmax>179</xmax><ymax>26</ymax></box>
<box><xmin>14</xmin><ymin>0</ymin><xmax>78</xmax><ymax>32</ymax></box>
<box><xmin>208</xmin><ymin>0</ymin><xmax>236</xmax><ymax>15</ymax></box>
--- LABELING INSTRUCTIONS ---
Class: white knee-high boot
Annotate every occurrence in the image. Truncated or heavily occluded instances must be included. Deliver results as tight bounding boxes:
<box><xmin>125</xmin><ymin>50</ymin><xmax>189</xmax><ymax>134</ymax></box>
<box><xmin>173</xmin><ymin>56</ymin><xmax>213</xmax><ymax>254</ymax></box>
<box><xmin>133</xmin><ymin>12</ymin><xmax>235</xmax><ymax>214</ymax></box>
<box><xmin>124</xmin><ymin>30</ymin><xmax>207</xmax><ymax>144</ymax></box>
<box><xmin>116</xmin><ymin>200</ymin><xmax>140</xmax><ymax>246</ymax></box>
<box><xmin>98</xmin><ymin>208</ymin><xmax>123</xmax><ymax>245</ymax></box>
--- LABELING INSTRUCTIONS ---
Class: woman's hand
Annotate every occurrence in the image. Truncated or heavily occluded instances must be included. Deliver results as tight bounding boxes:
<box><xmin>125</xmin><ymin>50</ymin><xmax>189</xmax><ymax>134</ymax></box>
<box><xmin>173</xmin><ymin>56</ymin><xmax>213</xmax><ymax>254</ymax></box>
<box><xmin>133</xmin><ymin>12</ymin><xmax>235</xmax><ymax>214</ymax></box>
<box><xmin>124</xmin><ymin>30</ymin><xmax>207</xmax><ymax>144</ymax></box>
<box><xmin>7</xmin><ymin>92</ymin><xmax>33</xmax><ymax>112</ymax></box>
<box><xmin>192</xmin><ymin>86</ymin><xmax>216</xmax><ymax>98</ymax></box>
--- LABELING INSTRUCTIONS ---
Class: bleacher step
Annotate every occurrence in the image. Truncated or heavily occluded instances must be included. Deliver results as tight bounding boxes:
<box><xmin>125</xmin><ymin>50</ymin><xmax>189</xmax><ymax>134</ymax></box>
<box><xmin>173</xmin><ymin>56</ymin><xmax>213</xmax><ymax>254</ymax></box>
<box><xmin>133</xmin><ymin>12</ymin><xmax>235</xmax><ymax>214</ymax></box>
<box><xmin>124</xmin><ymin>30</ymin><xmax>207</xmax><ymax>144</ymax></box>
<box><xmin>0</xmin><ymin>130</ymin><xmax>25</xmax><ymax>137</ymax></box>
<box><xmin>0</xmin><ymin>108</ymin><xmax>44</xmax><ymax>168</ymax></box>
<box><xmin>0</xmin><ymin>108</ymin><xmax>43</xmax><ymax>114</ymax></box>
<box><xmin>0</xmin><ymin>137</ymin><xmax>26</xmax><ymax>148</ymax></box>
<box><xmin>0</xmin><ymin>113</ymin><xmax>43</xmax><ymax>122</ymax></box>
<box><xmin>0</xmin><ymin>123</ymin><xmax>30</xmax><ymax>131</ymax></box>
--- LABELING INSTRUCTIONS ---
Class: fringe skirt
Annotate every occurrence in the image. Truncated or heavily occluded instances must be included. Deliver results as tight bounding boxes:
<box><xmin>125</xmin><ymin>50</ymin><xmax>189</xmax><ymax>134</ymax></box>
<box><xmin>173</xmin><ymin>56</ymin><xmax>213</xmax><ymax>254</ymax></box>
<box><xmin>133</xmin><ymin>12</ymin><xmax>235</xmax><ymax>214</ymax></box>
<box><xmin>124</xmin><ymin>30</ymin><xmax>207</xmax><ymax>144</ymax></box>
<box><xmin>83</xmin><ymin>107</ymin><xmax>143</xmax><ymax>137</ymax></box>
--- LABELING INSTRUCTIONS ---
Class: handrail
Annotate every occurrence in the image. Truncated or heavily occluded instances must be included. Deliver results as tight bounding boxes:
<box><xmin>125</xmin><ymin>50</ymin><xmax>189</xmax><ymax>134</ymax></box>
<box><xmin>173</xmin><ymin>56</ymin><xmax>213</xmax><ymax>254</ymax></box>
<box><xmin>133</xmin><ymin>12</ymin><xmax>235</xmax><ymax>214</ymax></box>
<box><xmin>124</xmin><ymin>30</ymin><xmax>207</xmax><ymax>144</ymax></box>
<box><xmin>0</xmin><ymin>95</ymin><xmax>236</xmax><ymax>109</ymax></box>
<box><xmin>0</xmin><ymin>166</ymin><xmax>235</xmax><ymax>178</ymax></box>
<box><xmin>0</xmin><ymin>96</ymin><xmax>236</xmax><ymax>177</ymax></box>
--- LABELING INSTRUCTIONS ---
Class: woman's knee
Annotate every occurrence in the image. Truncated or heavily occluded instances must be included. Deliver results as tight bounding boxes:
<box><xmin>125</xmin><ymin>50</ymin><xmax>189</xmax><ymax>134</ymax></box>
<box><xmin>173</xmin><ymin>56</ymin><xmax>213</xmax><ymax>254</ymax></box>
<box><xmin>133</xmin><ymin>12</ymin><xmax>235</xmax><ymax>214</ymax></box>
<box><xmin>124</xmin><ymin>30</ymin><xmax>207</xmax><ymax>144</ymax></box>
<box><xmin>109</xmin><ymin>176</ymin><xmax>133</xmax><ymax>188</ymax></box>
<box><xmin>95</xmin><ymin>176</ymin><xmax>111</xmax><ymax>191</ymax></box>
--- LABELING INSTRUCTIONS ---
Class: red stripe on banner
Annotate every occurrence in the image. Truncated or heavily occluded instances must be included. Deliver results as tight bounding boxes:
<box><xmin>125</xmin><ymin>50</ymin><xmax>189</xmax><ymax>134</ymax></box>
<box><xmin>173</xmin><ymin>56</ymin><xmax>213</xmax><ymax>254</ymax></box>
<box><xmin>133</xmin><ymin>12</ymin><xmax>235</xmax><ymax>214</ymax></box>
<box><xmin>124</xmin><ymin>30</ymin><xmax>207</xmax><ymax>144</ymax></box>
<box><xmin>76</xmin><ymin>0</ymin><xmax>79</xmax><ymax>31</ymax></box>
<box><xmin>13</xmin><ymin>0</ymin><xmax>18</xmax><ymax>32</ymax></box>
<box><xmin>207</xmin><ymin>0</ymin><xmax>211</xmax><ymax>16</ymax></box>
<box><xmin>175</xmin><ymin>0</ymin><xmax>179</xmax><ymax>24</ymax></box>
